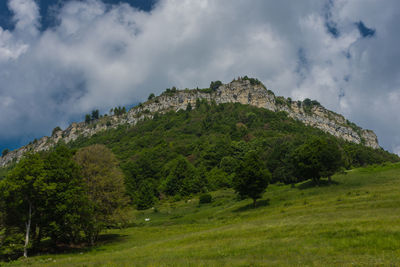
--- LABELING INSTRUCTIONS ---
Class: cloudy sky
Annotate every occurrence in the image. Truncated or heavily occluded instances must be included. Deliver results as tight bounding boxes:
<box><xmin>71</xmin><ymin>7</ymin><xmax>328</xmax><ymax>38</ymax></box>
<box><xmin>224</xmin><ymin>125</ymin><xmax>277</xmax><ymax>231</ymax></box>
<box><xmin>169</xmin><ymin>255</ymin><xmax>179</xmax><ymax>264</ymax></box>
<box><xmin>0</xmin><ymin>0</ymin><xmax>400</xmax><ymax>154</ymax></box>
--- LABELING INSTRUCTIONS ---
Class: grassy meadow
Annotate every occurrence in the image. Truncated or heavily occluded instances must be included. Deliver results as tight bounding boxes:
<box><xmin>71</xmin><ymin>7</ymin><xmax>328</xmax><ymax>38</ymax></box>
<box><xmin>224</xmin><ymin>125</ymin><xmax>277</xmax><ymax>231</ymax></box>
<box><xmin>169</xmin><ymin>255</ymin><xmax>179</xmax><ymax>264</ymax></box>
<box><xmin>4</xmin><ymin>162</ymin><xmax>400</xmax><ymax>266</ymax></box>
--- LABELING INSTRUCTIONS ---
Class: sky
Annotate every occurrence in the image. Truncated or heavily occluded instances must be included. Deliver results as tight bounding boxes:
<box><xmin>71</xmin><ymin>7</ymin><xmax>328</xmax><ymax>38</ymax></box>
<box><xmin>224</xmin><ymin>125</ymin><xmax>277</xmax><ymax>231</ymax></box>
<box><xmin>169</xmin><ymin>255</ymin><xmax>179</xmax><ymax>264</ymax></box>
<box><xmin>0</xmin><ymin>0</ymin><xmax>400</xmax><ymax>154</ymax></box>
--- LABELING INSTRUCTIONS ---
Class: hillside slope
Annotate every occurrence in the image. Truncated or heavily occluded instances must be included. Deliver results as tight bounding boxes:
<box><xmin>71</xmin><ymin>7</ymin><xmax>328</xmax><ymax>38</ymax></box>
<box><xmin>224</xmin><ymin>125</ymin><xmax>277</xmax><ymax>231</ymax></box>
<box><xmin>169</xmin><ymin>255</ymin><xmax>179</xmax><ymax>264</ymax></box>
<box><xmin>0</xmin><ymin>77</ymin><xmax>379</xmax><ymax>167</ymax></box>
<box><xmin>7</xmin><ymin>163</ymin><xmax>400</xmax><ymax>266</ymax></box>
<box><xmin>63</xmin><ymin>100</ymin><xmax>397</xmax><ymax>209</ymax></box>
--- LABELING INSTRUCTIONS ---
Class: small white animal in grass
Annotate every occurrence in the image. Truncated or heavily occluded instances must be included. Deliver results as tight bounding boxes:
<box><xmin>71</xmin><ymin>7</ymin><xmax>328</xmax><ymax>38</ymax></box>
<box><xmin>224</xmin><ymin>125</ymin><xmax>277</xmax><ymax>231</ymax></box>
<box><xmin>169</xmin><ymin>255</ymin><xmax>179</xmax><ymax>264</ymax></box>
<box><xmin>145</xmin><ymin>218</ymin><xmax>150</xmax><ymax>222</ymax></box>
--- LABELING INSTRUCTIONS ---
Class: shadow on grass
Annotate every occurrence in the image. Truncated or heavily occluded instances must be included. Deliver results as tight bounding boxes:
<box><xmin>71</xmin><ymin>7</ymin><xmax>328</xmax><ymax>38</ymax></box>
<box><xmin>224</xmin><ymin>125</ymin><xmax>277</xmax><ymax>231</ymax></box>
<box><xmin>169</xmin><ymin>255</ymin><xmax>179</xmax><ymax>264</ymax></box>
<box><xmin>97</xmin><ymin>233</ymin><xmax>128</xmax><ymax>245</ymax></box>
<box><xmin>297</xmin><ymin>179</ymin><xmax>339</xmax><ymax>190</ymax></box>
<box><xmin>233</xmin><ymin>198</ymin><xmax>270</xmax><ymax>212</ymax></box>
<box><xmin>33</xmin><ymin>232</ymin><xmax>128</xmax><ymax>256</ymax></box>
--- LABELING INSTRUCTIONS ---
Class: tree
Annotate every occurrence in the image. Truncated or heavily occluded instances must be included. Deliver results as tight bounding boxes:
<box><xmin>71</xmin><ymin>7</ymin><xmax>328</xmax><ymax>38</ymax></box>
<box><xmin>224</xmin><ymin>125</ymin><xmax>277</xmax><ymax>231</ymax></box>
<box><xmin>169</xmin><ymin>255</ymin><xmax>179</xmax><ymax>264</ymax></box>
<box><xmin>91</xmin><ymin>109</ymin><xmax>99</xmax><ymax>120</ymax></box>
<box><xmin>161</xmin><ymin>155</ymin><xmax>202</xmax><ymax>196</ymax></box>
<box><xmin>113</xmin><ymin>106</ymin><xmax>127</xmax><ymax>116</ymax></box>
<box><xmin>74</xmin><ymin>144</ymin><xmax>129</xmax><ymax>245</ymax></box>
<box><xmin>0</xmin><ymin>147</ymin><xmax>88</xmax><ymax>258</ymax></box>
<box><xmin>206</xmin><ymin>167</ymin><xmax>231</xmax><ymax>190</ymax></box>
<box><xmin>136</xmin><ymin>179</ymin><xmax>157</xmax><ymax>210</ymax></box>
<box><xmin>42</xmin><ymin>146</ymin><xmax>87</xmax><ymax>245</ymax></box>
<box><xmin>1</xmin><ymin>153</ymin><xmax>46</xmax><ymax>258</ymax></box>
<box><xmin>291</xmin><ymin>137</ymin><xmax>342</xmax><ymax>184</ymax></box>
<box><xmin>210</xmin><ymin>80</ymin><xmax>222</xmax><ymax>91</ymax></box>
<box><xmin>148</xmin><ymin>93</ymin><xmax>155</xmax><ymax>100</ymax></box>
<box><xmin>233</xmin><ymin>151</ymin><xmax>270</xmax><ymax>207</ymax></box>
<box><xmin>186</xmin><ymin>102</ymin><xmax>192</xmax><ymax>111</ymax></box>
<box><xmin>266</xmin><ymin>139</ymin><xmax>296</xmax><ymax>184</ymax></box>
<box><xmin>52</xmin><ymin>126</ymin><xmax>61</xmax><ymax>136</ymax></box>
<box><xmin>85</xmin><ymin>114</ymin><xmax>91</xmax><ymax>124</ymax></box>
<box><xmin>2</xmin><ymin>149</ymin><xmax>9</xmax><ymax>157</ymax></box>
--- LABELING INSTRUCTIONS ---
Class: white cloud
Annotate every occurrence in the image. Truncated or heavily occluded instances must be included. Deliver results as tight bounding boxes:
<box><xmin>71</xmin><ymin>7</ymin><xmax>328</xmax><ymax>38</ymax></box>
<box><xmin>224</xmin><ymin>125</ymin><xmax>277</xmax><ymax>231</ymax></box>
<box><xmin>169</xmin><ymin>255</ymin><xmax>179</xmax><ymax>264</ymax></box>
<box><xmin>0</xmin><ymin>0</ymin><xmax>400</xmax><ymax>153</ymax></box>
<box><xmin>8</xmin><ymin>0</ymin><xmax>40</xmax><ymax>36</ymax></box>
<box><xmin>0</xmin><ymin>27</ymin><xmax>28</xmax><ymax>60</ymax></box>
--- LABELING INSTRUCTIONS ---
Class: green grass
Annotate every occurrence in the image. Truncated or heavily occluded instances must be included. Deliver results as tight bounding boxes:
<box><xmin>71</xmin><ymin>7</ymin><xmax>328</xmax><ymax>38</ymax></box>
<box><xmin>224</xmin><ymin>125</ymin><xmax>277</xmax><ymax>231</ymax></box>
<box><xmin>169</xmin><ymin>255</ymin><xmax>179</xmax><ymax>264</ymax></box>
<box><xmin>4</xmin><ymin>163</ymin><xmax>400</xmax><ymax>266</ymax></box>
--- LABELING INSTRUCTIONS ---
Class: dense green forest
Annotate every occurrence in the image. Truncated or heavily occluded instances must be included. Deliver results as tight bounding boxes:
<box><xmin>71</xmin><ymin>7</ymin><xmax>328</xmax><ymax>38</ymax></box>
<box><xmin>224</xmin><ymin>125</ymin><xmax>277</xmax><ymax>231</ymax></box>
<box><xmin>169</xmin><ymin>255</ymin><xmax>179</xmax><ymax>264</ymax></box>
<box><xmin>1</xmin><ymin>99</ymin><xmax>398</xmax><ymax>261</ymax></box>
<box><xmin>70</xmin><ymin>100</ymin><xmax>398</xmax><ymax>208</ymax></box>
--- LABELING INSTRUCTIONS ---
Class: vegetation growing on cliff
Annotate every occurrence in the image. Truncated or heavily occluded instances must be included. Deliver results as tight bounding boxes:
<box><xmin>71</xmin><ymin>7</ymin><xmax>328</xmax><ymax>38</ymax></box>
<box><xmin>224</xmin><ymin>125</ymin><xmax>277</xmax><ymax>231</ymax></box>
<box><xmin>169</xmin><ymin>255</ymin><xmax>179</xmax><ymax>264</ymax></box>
<box><xmin>302</xmin><ymin>98</ymin><xmax>321</xmax><ymax>114</ymax></box>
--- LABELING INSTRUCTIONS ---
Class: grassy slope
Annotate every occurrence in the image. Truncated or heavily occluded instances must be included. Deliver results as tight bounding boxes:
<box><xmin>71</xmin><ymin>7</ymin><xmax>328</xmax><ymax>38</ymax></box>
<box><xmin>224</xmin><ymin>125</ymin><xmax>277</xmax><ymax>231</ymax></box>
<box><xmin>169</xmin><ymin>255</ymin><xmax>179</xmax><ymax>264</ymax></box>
<box><xmin>5</xmin><ymin>163</ymin><xmax>400</xmax><ymax>267</ymax></box>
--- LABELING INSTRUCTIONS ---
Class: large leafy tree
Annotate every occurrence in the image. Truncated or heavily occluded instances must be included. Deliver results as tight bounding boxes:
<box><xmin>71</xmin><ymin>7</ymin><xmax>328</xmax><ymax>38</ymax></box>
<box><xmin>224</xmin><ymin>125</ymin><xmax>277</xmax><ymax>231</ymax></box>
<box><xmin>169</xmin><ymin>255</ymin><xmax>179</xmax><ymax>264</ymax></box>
<box><xmin>1</xmin><ymin>153</ymin><xmax>46</xmax><ymax>258</ymax></box>
<box><xmin>0</xmin><ymin>147</ymin><xmax>87</xmax><ymax>259</ymax></box>
<box><xmin>233</xmin><ymin>151</ymin><xmax>271</xmax><ymax>207</ymax></box>
<box><xmin>291</xmin><ymin>137</ymin><xmax>343</xmax><ymax>184</ymax></box>
<box><xmin>74</xmin><ymin>144</ymin><xmax>129</xmax><ymax>245</ymax></box>
<box><xmin>42</xmin><ymin>146</ymin><xmax>87</xmax><ymax>245</ymax></box>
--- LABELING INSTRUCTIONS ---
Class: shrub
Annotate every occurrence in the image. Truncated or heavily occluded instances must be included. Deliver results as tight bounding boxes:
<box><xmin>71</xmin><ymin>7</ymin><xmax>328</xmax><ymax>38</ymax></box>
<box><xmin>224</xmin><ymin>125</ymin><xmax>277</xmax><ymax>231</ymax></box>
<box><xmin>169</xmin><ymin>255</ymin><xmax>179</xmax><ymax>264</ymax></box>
<box><xmin>85</xmin><ymin>114</ymin><xmax>91</xmax><ymax>124</ymax></box>
<box><xmin>1</xmin><ymin>149</ymin><xmax>9</xmax><ymax>157</ymax></box>
<box><xmin>52</xmin><ymin>126</ymin><xmax>62</xmax><ymax>136</ymax></box>
<box><xmin>242</xmin><ymin>76</ymin><xmax>262</xmax><ymax>85</ymax></box>
<box><xmin>186</xmin><ymin>102</ymin><xmax>192</xmax><ymax>111</ymax></box>
<box><xmin>210</xmin><ymin>81</ymin><xmax>223</xmax><ymax>91</ymax></box>
<box><xmin>199</xmin><ymin>193</ymin><xmax>212</xmax><ymax>204</ymax></box>
<box><xmin>275</xmin><ymin>97</ymin><xmax>286</xmax><ymax>106</ymax></box>
<box><xmin>113</xmin><ymin>106</ymin><xmax>127</xmax><ymax>116</ymax></box>
<box><xmin>91</xmin><ymin>109</ymin><xmax>99</xmax><ymax>120</ymax></box>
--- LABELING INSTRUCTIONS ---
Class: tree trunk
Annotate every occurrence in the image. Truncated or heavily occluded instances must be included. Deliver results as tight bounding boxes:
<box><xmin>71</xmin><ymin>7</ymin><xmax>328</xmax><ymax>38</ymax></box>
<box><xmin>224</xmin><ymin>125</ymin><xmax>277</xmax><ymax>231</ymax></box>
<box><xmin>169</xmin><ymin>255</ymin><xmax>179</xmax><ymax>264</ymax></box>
<box><xmin>253</xmin><ymin>198</ymin><xmax>257</xmax><ymax>208</ymax></box>
<box><xmin>328</xmin><ymin>176</ymin><xmax>332</xmax><ymax>184</ymax></box>
<box><xmin>34</xmin><ymin>226</ymin><xmax>42</xmax><ymax>249</ymax></box>
<box><xmin>24</xmin><ymin>202</ymin><xmax>32</xmax><ymax>258</ymax></box>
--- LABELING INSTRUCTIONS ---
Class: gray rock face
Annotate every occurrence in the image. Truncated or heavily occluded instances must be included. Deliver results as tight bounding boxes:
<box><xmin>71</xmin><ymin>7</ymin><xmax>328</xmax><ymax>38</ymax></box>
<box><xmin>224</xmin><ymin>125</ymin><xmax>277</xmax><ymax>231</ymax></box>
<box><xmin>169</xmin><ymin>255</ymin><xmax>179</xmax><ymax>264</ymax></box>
<box><xmin>0</xmin><ymin>79</ymin><xmax>379</xmax><ymax>167</ymax></box>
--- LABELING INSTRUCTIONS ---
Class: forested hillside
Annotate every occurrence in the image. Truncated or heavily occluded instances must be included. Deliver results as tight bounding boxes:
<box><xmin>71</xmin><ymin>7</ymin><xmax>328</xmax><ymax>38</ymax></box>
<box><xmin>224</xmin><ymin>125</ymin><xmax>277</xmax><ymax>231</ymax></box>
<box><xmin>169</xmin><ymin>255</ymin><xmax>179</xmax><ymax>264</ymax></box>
<box><xmin>69</xmin><ymin>100</ymin><xmax>398</xmax><ymax>209</ymax></box>
<box><xmin>1</xmin><ymin>97</ymin><xmax>399</xmax><ymax>261</ymax></box>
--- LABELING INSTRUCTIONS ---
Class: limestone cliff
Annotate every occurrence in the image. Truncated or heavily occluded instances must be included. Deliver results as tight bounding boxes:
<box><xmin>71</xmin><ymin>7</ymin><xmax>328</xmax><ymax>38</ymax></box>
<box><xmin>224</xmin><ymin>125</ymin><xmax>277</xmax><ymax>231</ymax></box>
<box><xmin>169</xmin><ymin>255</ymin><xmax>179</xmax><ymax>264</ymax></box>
<box><xmin>0</xmin><ymin>78</ymin><xmax>379</xmax><ymax>167</ymax></box>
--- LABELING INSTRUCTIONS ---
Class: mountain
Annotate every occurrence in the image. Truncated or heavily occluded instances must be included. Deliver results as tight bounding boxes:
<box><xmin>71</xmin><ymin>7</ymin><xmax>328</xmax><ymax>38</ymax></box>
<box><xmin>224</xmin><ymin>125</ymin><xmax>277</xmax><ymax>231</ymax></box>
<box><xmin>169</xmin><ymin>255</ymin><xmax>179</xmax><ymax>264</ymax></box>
<box><xmin>0</xmin><ymin>77</ymin><xmax>380</xmax><ymax>167</ymax></box>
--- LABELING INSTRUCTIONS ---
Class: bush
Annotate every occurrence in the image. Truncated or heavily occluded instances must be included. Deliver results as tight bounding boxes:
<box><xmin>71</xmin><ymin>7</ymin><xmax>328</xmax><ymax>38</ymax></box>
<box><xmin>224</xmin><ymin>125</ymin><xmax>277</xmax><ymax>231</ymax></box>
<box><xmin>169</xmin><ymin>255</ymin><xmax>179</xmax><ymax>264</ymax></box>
<box><xmin>85</xmin><ymin>114</ymin><xmax>91</xmax><ymax>124</ymax></box>
<box><xmin>206</xmin><ymin>167</ymin><xmax>232</xmax><ymax>190</ymax></box>
<box><xmin>91</xmin><ymin>109</ymin><xmax>99</xmax><ymax>120</ymax></box>
<box><xmin>113</xmin><ymin>106</ymin><xmax>127</xmax><ymax>116</ymax></box>
<box><xmin>210</xmin><ymin>81</ymin><xmax>223</xmax><ymax>91</ymax></box>
<box><xmin>1</xmin><ymin>149</ymin><xmax>9</xmax><ymax>157</ymax></box>
<box><xmin>52</xmin><ymin>126</ymin><xmax>62</xmax><ymax>136</ymax></box>
<box><xmin>242</xmin><ymin>76</ymin><xmax>262</xmax><ymax>86</ymax></box>
<box><xmin>199</xmin><ymin>193</ymin><xmax>212</xmax><ymax>204</ymax></box>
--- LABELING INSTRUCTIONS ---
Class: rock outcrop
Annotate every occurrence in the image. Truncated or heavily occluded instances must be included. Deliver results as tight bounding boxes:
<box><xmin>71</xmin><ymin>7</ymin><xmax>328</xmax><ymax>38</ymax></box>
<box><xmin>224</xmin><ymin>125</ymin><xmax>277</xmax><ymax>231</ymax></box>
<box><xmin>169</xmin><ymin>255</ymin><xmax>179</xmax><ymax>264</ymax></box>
<box><xmin>0</xmin><ymin>78</ymin><xmax>379</xmax><ymax>167</ymax></box>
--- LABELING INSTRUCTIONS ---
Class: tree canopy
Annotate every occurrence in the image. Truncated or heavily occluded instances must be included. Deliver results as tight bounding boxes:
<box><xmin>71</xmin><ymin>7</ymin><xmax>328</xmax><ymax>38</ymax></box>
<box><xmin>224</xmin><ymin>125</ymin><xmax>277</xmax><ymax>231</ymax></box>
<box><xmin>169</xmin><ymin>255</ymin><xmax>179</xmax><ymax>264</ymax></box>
<box><xmin>74</xmin><ymin>144</ymin><xmax>129</xmax><ymax>244</ymax></box>
<box><xmin>291</xmin><ymin>137</ymin><xmax>343</xmax><ymax>184</ymax></box>
<box><xmin>233</xmin><ymin>151</ymin><xmax>271</xmax><ymax>207</ymax></box>
<box><xmin>69</xmin><ymin>101</ymin><xmax>398</xmax><ymax>205</ymax></box>
<box><xmin>0</xmin><ymin>145</ymin><xmax>128</xmax><ymax>259</ymax></box>
<box><xmin>0</xmin><ymin>147</ymin><xmax>86</xmax><ymax>259</ymax></box>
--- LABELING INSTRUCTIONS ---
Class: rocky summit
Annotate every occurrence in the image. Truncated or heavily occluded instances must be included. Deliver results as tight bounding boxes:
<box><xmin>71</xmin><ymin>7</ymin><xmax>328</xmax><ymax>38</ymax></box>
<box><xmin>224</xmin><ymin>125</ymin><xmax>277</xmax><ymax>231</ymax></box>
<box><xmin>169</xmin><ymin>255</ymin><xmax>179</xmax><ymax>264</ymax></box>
<box><xmin>0</xmin><ymin>78</ymin><xmax>379</xmax><ymax>167</ymax></box>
